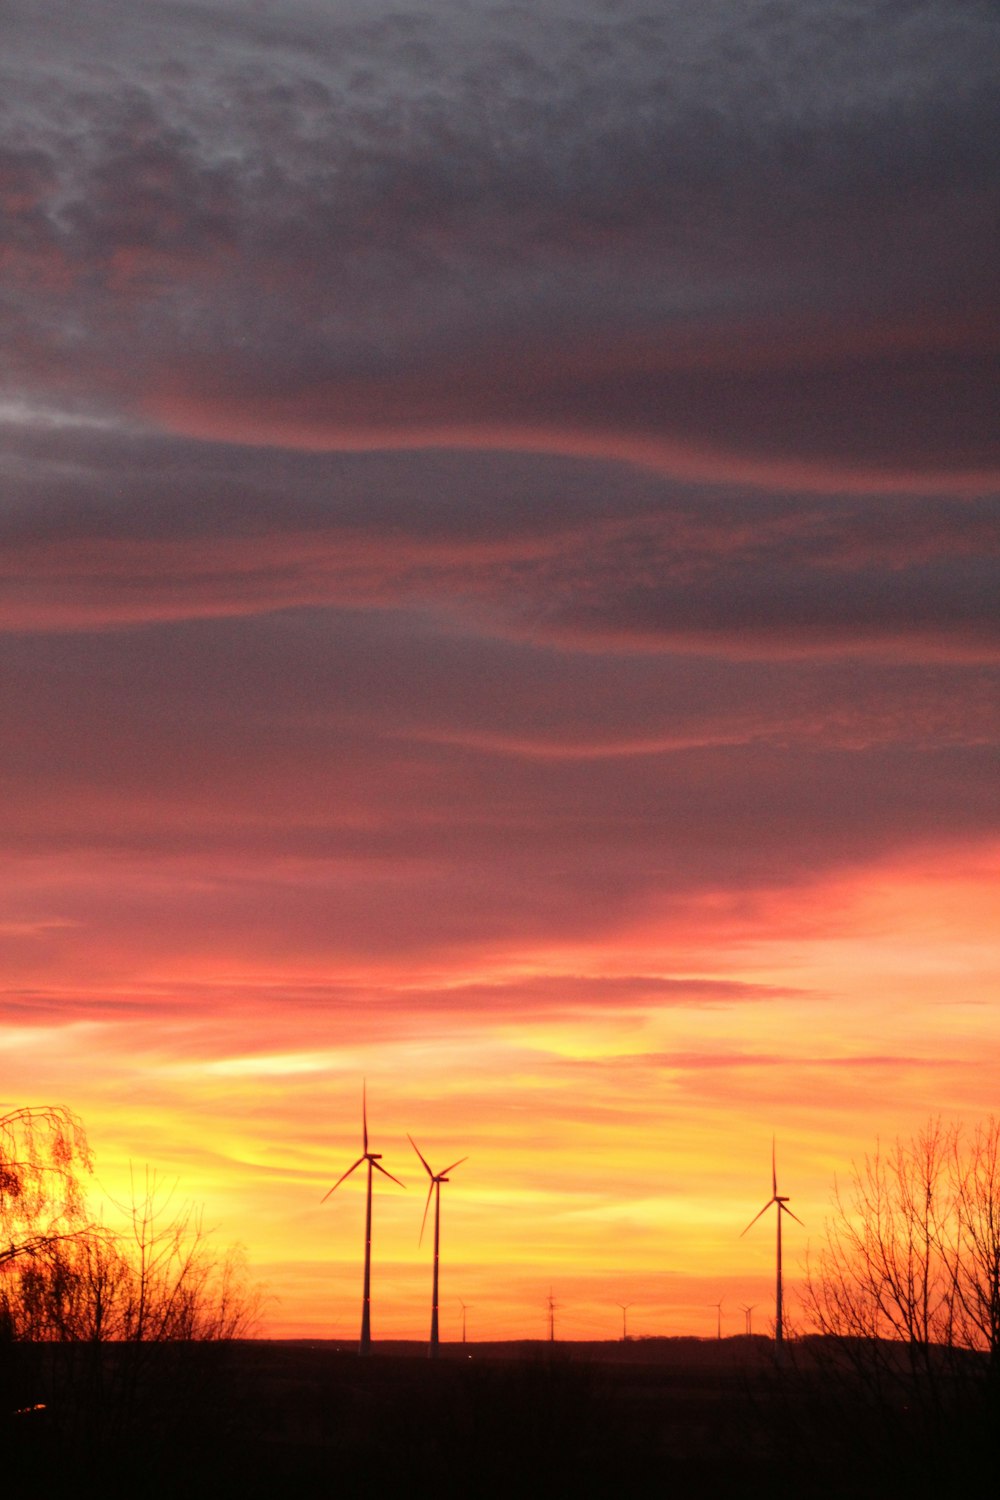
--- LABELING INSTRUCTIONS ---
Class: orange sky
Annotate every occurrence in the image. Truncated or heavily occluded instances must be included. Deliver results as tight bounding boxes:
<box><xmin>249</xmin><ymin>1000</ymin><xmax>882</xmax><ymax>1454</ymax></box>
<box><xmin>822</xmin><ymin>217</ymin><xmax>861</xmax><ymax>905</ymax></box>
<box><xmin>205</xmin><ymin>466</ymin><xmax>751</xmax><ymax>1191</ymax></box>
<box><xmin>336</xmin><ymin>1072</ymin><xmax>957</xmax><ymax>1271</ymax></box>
<box><xmin>6</xmin><ymin>834</ymin><xmax>997</xmax><ymax>1341</ymax></box>
<box><xmin>2</xmin><ymin>0</ymin><xmax>998</xmax><ymax>1344</ymax></box>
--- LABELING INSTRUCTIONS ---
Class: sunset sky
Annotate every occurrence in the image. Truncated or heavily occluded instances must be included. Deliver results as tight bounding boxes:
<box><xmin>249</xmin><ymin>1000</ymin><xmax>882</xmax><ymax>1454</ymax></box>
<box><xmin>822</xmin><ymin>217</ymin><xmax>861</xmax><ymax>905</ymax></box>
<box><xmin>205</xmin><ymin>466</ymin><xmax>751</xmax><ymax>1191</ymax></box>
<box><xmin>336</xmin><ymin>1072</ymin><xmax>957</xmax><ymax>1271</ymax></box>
<box><xmin>3</xmin><ymin>0</ymin><xmax>998</xmax><ymax>1343</ymax></box>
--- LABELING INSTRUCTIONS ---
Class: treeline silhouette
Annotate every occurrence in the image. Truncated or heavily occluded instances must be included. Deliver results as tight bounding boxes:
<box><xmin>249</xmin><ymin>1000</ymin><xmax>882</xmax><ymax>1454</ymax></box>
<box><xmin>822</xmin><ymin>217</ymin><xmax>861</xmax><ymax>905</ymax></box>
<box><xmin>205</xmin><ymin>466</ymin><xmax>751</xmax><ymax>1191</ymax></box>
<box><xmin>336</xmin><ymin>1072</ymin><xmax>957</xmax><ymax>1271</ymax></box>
<box><xmin>1</xmin><ymin>1107</ymin><xmax>997</xmax><ymax>1497</ymax></box>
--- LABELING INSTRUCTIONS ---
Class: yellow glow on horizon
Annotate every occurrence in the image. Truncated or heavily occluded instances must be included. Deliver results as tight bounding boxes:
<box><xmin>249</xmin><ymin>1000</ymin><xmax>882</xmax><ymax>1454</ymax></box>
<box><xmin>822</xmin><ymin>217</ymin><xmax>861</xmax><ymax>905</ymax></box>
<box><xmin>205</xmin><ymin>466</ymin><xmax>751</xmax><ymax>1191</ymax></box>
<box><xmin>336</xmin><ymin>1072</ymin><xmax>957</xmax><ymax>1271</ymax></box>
<box><xmin>2</xmin><ymin>837</ymin><xmax>994</xmax><ymax>1342</ymax></box>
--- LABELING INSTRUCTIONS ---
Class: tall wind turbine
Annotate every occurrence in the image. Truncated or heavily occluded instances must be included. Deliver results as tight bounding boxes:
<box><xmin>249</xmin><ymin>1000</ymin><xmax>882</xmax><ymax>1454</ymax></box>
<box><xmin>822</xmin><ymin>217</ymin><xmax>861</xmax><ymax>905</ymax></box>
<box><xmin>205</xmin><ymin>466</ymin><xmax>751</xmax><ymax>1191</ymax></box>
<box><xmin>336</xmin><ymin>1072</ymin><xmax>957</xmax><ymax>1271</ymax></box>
<box><xmin>740</xmin><ymin>1140</ymin><xmax>803</xmax><ymax>1358</ymax></box>
<box><xmin>322</xmin><ymin>1084</ymin><xmax>405</xmax><ymax>1356</ymax></box>
<box><xmin>408</xmin><ymin>1135</ymin><xmax>467</xmax><ymax>1358</ymax></box>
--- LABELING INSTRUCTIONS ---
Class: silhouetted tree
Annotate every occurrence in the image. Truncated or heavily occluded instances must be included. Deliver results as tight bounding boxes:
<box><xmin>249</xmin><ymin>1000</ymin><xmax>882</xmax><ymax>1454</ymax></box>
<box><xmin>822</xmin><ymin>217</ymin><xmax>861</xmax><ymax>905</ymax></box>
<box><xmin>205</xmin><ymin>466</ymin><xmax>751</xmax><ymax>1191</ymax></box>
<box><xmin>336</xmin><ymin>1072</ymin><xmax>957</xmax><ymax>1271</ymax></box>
<box><xmin>3</xmin><ymin>1170</ymin><xmax>258</xmax><ymax>1345</ymax></box>
<box><xmin>0</xmin><ymin>1114</ymin><xmax>260</xmax><ymax>1478</ymax></box>
<box><xmin>802</xmin><ymin>1118</ymin><xmax>1000</xmax><ymax>1490</ymax></box>
<box><xmin>806</xmin><ymin>1121</ymin><xmax>957</xmax><ymax>1355</ymax></box>
<box><xmin>0</xmin><ymin>1105</ymin><xmax>92</xmax><ymax>1271</ymax></box>
<box><xmin>951</xmin><ymin>1117</ymin><xmax>1000</xmax><ymax>1376</ymax></box>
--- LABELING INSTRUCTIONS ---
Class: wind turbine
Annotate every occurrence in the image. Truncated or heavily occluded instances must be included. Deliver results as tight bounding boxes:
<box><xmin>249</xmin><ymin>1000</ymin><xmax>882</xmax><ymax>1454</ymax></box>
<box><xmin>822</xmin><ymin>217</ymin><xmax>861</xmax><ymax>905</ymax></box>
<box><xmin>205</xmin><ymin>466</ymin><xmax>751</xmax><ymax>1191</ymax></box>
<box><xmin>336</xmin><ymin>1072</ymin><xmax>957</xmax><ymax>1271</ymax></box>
<box><xmin>711</xmin><ymin>1297</ymin><xmax>724</xmax><ymax>1340</ymax></box>
<box><xmin>741</xmin><ymin>1303</ymin><xmax>759</xmax><ymax>1336</ymax></box>
<box><xmin>322</xmin><ymin>1084</ymin><xmax>405</xmax><ymax>1356</ymax></box>
<box><xmin>616</xmin><ymin>1302</ymin><xmax>633</xmax><ymax>1342</ymax></box>
<box><xmin>740</xmin><ymin>1139</ymin><xmax>803</xmax><ymax>1358</ymax></box>
<box><xmin>546</xmin><ymin>1288</ymin><xmax>560</xmax><ymax>1343</ymax></box>
<box><xmin>408</xmin><ymin>1135</ymin><xmax>467</xmax><ymax>1358</ymax></box>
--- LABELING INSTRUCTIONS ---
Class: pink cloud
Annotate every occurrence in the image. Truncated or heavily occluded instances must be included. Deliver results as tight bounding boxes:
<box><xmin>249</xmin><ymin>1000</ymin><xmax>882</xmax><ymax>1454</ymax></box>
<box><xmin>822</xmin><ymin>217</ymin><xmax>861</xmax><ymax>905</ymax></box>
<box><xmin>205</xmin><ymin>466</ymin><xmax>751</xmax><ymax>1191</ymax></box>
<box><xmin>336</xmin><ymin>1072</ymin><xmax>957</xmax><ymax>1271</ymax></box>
<box><xmin>131</xmin><ymin>310</ymin><xmax>998</xmax><ymax>495</ymax></box>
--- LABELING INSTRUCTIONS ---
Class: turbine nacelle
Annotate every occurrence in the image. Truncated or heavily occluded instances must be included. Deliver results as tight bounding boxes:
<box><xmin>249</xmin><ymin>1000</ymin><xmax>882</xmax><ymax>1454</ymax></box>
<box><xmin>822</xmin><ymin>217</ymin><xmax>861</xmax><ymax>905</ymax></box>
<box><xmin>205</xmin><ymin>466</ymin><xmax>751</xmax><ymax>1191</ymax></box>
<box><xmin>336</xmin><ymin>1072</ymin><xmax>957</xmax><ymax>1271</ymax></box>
<box><xmin>408</xmin><ymin>1135</ymin><xmax>467</xmax><ymax>1246</ymax></box>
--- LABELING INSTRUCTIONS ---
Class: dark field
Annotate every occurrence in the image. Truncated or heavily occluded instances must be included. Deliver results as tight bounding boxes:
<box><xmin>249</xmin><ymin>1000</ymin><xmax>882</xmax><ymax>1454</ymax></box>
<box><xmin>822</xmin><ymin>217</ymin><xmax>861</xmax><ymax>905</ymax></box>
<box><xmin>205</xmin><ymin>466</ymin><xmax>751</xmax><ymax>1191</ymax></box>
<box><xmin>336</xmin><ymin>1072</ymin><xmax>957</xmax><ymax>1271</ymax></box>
<box><xmin>3</xmin><ymin>1335</ymin><xmax>992</xmax><ymax>1498</ymax></box>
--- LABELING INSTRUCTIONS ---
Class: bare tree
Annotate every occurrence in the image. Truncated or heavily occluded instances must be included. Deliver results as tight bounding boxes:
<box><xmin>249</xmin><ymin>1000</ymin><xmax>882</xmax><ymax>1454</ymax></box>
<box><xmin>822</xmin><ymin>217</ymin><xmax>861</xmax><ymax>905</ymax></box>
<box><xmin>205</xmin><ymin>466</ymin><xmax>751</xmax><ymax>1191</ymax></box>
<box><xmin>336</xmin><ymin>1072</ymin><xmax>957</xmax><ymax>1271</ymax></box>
<box><xmin>0</xmin><ymin>1105</ymin><xmax>92</xmax><ymax>1269</ymax></box>
<box><xmin>806</xmin><ymin>1119</ymin><xmax>1000</xmax><ymax>1359</ymax></box>
<box><xmin>4</xmin><ymin>1171</ymin><xmax>258</xmax><ymax>1346</ymax></box>
<box><xmin>1</xmin><ymin>1149</ymin><xmax>261</xmax><ymax>1470</ymax></box>
<box><xmin>807</xmin><ymin>1121</ymin><xmax>958</xmax><ymax>1355</ymax></box>
<box><xmin>802</xmin><ymin>1118</ymin><xmax>1000</xmax><ymax>1487</ymax></box>
<box><xmin>951</xmin><ymin>1117</ymin><xmax>1000</xmax><ymax>1376</ymax></box>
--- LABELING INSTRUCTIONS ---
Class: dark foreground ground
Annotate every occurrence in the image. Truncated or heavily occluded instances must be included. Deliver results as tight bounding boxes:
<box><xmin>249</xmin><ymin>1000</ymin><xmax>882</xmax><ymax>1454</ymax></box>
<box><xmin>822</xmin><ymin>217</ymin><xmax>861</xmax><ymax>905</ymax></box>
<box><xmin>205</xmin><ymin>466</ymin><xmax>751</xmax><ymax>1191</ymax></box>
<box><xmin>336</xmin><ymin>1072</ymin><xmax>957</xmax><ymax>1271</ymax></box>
<box><xmin>2</xmin><ymin>1335</ymin><xmax>993</xmax><ymax>1498</ymax></box>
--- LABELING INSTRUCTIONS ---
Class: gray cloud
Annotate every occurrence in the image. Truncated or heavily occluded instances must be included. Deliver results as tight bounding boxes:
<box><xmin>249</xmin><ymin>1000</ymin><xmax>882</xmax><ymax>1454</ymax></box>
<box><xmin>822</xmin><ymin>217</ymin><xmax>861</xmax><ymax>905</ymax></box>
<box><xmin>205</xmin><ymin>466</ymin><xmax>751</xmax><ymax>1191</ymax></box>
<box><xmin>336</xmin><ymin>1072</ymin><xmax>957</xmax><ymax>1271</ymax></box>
<box><xmin>0</xmin><ymin>0</ymin><xmax>995</xmax><ymax>482</ymax></box>
<box><xmin>2</xmin><ymin>427</ymin><xmax>997</xmax><ymax>657</ymax></box>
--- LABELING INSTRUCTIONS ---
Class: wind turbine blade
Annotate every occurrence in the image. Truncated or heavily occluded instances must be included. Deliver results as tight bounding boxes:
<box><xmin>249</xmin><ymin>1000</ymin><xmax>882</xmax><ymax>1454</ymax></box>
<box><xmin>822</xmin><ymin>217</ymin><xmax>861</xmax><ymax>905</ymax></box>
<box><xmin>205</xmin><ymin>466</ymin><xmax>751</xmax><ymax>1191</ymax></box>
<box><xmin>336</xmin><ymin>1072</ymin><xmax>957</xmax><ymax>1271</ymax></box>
<box><xmin>362</xmin><ymin>1081</ymin><xmax>368</xmax><ymax>1155</ymax></box>
<box><xmin>320</xmin><ymin>1157</ymin><xmax>365</xmax><ymax>1201</ymax></box>
<box><xmin>780</xmin><ymin>1202</ymin><xmax>806</xmax><ymax>1228</ymax></box>
<box><xmin>772</xmin><ymin>1136</ymin><xmax>777</xmax><ymax>1198</ymax></box>
<box><xmin>441</xmin><ymin>1156</ymin><xmax>468</xmax><ymax>1177</ymax></box>
<box><xmin>408</xmin><ymin>1134</ymin><xmax>434</xmax><ymax>1178</ymax></box>
<box><xmin>740</xmin><ymin>1199</ymin><xmax>775</xmax><ymax>1236</ymax></box>
<box><xmin>372</xmin><ymin>1158</ymin><xmax>406</xmax><ymax>1188</ymax></box>
<box><xmin>419</xmin><ymin>1182</ymin><xmax>434</xmax><ymax>1245</ymax></box>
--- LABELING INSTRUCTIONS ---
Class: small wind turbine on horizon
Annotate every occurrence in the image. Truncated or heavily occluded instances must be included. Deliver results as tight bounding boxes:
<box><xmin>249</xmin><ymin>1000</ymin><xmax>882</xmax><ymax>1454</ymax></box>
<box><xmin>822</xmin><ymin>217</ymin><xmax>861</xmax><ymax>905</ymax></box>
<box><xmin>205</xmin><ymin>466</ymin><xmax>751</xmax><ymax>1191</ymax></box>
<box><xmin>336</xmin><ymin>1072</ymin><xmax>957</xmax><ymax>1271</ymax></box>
<box><xmin>741</xmin><ymin>1303</ymin><xmax>759</xmax><ymax>1336</ymax></box>
<box><xmin>547</xmin><ymin>1288</ymin><xmax>560</xmax><ymax>1343</ymax></box>
<box><xmin>321</xmin><ymin>1083</ymin><xmax>405</xmax><ymax>1356</ymax></box>
<box><xmin>740</xmin><ymin>1139</ymin><xmax>804</xmax><ymax>1359</ymax></box>
<box><xmin>616</xmin><ymin>1302</ymin><xmax>633</xmax><ymax>1342</ymax></box>
<box><xmin>711</xmin><ymin>1296</ymin><xmax>724</xmax><ymax>1340</ymax></box>
<box><xmin>409</xmin><ymin>1134</ymin><xmax>467</xmax><ymax>1358</ymax></box>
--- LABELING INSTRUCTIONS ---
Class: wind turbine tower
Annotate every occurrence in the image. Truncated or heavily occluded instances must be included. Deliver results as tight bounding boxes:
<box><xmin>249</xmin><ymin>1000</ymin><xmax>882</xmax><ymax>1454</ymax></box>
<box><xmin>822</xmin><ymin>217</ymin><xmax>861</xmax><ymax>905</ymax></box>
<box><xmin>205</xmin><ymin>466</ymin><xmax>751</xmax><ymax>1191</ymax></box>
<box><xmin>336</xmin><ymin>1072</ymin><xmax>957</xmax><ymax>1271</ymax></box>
<box><xmin>547</xmin><ymin>1288</ymin><xmax>560</xmax><ymax>1343</ymax></box>
<box><xmin>409</xmin><ymin>1135</ymin><xmax>467</xmax><ymax>1358</ymax></box>
<box><xmin>740</xmin><ymin>1140</ymin><xmax>804</xmax><ymax>1359</ymax></box>
<box><xmin>712</xmin><ymin>1297</ymin><xmax>724</xmax><ymax>1340</ymax></box>
<box><xmin>321</xmin><ymin>1084</ymin><xmax>405</xmax><ymax>1356</ymax></box>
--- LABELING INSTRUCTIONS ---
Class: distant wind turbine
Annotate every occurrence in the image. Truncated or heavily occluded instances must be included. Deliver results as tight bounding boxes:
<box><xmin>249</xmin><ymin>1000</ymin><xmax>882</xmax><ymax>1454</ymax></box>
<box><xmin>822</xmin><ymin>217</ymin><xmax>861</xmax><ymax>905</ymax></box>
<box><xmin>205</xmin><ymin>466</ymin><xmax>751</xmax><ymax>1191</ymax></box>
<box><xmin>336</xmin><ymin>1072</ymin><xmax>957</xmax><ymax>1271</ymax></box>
<box><xmin>740</xmin><ymin>1139</ymin><xmax>803</xmax><ymax>1359</ymax></box>
<box><xmin>740</xmin><ymin>1303</ymin><xmax>759</xmax><ymax>1336</ymax></box>
<box><xmin>547</xmin><ymin>1288</ymin><xmax>560</xmax><ymax>1343</ymax></box>
<box><xmin>711</xmin><ymin>1297</ymin><xmax>724</xmax><ymax>1340</ymax></box>
<box><xmin>409</xmin><ymin>1135</ymin><xmax>467</xmax><ymax>1358</ymax></box>
<box><xmin>322</xmin><ymin>1083</ymin><xmax>405</xmax><ymax>1356</ymax></box>
<box><xmin>616</xmin><ymin>1302</ymin><xmax>633</xmax><ymax>1342</ymax></box>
